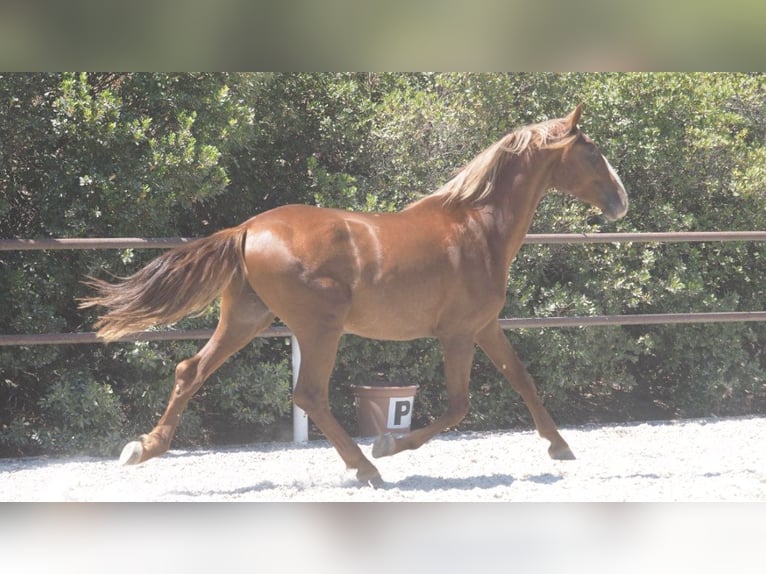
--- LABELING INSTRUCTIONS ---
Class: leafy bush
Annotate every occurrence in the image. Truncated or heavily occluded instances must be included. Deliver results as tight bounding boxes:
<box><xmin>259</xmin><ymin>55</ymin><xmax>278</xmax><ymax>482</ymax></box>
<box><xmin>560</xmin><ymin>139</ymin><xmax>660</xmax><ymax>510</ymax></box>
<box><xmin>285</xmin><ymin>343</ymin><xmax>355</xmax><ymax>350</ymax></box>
<box><xmin>37</xmin><ymin>369</ymin><xmax>126</xmax><ymax>456</ymax></box>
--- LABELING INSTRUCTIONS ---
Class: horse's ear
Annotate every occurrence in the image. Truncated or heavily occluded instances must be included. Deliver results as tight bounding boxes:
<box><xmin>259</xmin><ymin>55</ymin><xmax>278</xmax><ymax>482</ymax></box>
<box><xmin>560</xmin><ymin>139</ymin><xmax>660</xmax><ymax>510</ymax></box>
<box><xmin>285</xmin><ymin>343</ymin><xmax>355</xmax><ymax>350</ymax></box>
<box><xmin>566</xmin><ymin>103</ymin><xmax>584</xmax><ymax>131</ymax></box>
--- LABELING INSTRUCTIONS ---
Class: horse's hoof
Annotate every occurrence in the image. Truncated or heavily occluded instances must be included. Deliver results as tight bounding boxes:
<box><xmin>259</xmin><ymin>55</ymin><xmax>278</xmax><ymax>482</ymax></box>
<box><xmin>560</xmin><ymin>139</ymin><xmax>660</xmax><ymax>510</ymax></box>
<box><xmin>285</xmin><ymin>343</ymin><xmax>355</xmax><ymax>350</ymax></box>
<box><xmin>371</xmin><ymin>433</ymin><xmax>396</xmax><ymax>458</ymax></box>
<box><xmin>356</xmin><ymin>469</ymin><xmax>385</xmax><ymax>489</ymax></box>
<box><xmin>119</xmin><ymin>440</ymin><xmax>144</xmax><ymax>465</ymax></box>
<box><xmin>549</xmin><ymin>444</ymin><xmax>576</xmax><ymax>460</ymax></box>
<box><xmin>366</xmin><ymin>475</ymin><xmax>386</xmax><ymax>489</ymax></box>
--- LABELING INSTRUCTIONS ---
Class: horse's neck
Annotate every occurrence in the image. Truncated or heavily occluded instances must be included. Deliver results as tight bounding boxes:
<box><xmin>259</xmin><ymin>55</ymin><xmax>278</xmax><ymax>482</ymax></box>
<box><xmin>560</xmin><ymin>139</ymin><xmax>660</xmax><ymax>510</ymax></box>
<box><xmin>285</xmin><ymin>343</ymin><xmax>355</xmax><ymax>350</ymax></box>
<box><xmin>482</xmin><ymin>151</ymin><xmax>555</xmax><ymax>268</ymax></box>
<box><xmin>404</xmin><ymin>150</ymin><xmax>554</xmax><ymax>270</ymax></box>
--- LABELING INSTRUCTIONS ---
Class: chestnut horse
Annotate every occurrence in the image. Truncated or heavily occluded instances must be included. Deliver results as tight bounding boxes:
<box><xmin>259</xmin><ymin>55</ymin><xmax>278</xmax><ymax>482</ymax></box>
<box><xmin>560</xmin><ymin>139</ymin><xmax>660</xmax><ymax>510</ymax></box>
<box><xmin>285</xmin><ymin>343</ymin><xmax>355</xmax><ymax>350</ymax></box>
<box><xmin>81</xmin><ymin>104</ymin><xmax>627</xmax><ymax>486</ymax></box>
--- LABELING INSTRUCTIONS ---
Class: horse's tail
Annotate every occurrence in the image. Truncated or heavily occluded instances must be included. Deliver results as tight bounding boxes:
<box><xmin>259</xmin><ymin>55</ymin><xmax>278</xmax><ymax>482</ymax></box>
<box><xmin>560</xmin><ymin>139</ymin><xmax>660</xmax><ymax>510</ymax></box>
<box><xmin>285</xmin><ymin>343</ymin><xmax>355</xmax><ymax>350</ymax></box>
<box><xmin>79</xmin><ymin>225</ymin><xmax>248</xmax><ymax>342</ymax></box>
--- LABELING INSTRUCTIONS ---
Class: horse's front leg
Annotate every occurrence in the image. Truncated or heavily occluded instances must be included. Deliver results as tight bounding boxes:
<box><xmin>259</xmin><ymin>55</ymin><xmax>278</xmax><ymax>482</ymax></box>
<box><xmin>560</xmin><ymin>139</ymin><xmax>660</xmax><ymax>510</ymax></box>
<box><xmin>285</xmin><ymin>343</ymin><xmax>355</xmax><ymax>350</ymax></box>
<box><xmin>475</xmin><ymin>320</ymin><xmax>575</xmax><ymax>460</ymax></box>
<box><xmin>372</xmin><ymin>335</ymin><xmax>474</xmax><ymax>458</ymax></box>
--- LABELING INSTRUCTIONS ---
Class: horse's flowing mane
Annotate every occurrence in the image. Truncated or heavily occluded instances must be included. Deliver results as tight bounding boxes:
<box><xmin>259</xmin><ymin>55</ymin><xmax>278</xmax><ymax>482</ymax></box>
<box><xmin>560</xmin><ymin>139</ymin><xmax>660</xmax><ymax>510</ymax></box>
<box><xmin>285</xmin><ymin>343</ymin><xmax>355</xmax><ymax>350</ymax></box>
<box><xmin>432</xmin><ymin>116</ymin><xmax>579</xmax><ymax>207</ymax></box>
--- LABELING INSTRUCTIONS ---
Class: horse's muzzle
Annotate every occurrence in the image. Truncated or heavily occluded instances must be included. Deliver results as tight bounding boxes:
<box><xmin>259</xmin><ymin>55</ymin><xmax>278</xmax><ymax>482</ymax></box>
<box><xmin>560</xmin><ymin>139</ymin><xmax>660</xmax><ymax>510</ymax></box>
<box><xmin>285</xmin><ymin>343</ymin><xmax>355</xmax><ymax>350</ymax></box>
<box><xmin>603</xmin><ymin>187</ymin><xmax>629</xmax><ymax>221</ymax></box>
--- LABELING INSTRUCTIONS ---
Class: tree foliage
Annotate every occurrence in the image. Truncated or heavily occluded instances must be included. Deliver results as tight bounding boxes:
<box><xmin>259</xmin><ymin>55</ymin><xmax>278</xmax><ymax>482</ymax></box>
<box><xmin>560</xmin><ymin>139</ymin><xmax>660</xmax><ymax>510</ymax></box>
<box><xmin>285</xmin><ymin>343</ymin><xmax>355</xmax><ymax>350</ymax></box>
<box><xmin>1</xmin><ymin>73</ymin><xmax>764</xmax><ymax>457</ymax></box>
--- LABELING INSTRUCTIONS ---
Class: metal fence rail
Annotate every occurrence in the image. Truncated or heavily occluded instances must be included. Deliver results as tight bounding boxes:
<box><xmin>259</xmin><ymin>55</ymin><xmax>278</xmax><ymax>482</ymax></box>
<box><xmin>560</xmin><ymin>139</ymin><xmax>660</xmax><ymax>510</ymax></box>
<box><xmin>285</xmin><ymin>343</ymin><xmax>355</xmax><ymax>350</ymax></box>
<box><xmin>2</xmin><ymin>231</ymin><xmax>765</xmax><ymax>347</ymax></box>
<box><xmin>3</xmin><ymin>231</ymin><xmax>766</xmax><ymax>251</ymax></box>
<box><xmin>3</xmin><ymin>312</ymin><xmax>766</xmax><ymax>348</ymax></box>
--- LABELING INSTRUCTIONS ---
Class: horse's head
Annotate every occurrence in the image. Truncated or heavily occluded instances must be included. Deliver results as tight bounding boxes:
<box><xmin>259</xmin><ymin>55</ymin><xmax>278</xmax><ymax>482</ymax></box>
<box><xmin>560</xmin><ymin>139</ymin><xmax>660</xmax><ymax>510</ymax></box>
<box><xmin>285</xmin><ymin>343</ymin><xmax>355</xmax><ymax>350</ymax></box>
<box><xmin>550</xmin><ymin>104</ymin><xmax>628</xmax><ymax>221</ymax></box>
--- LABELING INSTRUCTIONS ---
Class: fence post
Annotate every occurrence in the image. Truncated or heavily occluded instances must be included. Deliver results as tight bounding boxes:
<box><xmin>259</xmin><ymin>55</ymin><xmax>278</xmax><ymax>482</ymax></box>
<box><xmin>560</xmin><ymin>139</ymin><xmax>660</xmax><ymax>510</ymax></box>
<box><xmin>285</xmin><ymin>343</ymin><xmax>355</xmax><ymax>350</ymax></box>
<box><xmin>291</xmin><ymin>335</ymin><xmax>308</xmax><ymax>442</ymax></box>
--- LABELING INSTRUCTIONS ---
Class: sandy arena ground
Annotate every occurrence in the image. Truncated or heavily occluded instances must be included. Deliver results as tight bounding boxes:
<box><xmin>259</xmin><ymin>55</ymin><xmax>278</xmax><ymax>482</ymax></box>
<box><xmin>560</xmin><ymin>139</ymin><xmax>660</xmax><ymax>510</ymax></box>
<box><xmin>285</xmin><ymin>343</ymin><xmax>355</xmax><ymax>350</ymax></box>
<box><xmin>1</xmin><ymin>415</ymin><xmax>764</xmax><ymax>501</ymax></box>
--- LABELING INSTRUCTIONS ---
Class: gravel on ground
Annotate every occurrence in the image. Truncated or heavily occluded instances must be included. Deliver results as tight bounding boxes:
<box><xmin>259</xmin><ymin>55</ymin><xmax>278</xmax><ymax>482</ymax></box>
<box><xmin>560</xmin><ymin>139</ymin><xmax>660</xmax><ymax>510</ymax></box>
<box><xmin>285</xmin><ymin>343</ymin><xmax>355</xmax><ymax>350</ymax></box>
<box><xmin>1</xmin><ymin>415</ymin><xmax>764</xmax><ymax>501</ymax></box>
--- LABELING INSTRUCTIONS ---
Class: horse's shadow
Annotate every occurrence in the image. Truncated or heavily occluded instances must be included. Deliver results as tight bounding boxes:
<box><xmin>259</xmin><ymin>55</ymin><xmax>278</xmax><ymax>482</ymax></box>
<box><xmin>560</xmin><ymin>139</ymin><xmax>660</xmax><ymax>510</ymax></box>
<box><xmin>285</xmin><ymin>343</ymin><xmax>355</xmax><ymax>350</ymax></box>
<box><xmin>166</xmin><ymin>481</ymin><xmax>280</xmax><ymax>498</ymax></box>
<box><xmin>388</xmin><ymin>472</ymin><xmax>562</xmax><ymax>492</ymax></box>
<box><xmin>170</xmin><ymin>472</ymin><xmax>563</xmax><ymax>498</ymax></box>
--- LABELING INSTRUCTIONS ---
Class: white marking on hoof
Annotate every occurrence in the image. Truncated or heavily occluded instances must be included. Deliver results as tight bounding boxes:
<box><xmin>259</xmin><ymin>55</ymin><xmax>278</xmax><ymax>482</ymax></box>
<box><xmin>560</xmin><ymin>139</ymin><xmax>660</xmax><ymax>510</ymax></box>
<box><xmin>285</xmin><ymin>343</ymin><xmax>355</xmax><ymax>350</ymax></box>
<box><xmin>371</xmin><ymin>433</ymin><xmax>396</xmax><ymax>459</ymax></box>
<box><xmin>365</xmin><ymin>474</ymin><xmax>386</xmax><ymax>489</ymax></box>
<box><xmin>119</xmin><ymin>441</ymin><xmax>144</xmax><ymax>465</ymax></box>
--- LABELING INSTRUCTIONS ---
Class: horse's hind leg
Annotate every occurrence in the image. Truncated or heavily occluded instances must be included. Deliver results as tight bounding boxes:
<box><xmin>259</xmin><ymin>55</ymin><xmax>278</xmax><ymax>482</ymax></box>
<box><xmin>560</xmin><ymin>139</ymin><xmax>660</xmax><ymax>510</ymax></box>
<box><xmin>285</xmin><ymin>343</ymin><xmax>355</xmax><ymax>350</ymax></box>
<box><xmin>120</xmin><ymin>278</ymin><xmax>274</xmax><ymax>465</ymax></box>
<box><xmin>291</xmin><ymin>328</ymin><xmax>383</xmax><ymax>486</ymax></box>
<box><xmin>474</xmin><ymin>320</ymin><xmax>575</xmax><ymax>460</ymax></box>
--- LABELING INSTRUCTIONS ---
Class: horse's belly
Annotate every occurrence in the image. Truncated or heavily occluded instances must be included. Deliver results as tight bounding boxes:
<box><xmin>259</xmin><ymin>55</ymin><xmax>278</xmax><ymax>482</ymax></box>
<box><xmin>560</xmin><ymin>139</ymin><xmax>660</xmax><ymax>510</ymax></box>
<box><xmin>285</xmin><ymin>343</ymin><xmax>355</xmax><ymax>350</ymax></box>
<box><xmin>342</xmin><ymin>286</ymin><xmax>444</xmax><ymax>340</ymax></box>
<box><xmin>344</xmin><ymin>318</ymin><xmax>433</xmax><ymax>341</ymax></box>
